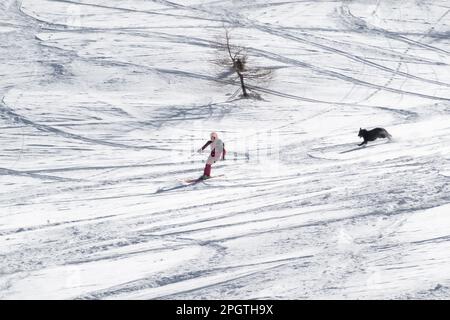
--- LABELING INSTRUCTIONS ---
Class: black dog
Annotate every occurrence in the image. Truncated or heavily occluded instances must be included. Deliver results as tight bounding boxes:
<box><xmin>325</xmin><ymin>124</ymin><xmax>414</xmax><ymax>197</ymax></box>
<box><xmin>358</xmin><ymin>128</ymin><xmax>392</xmax><ymax>146</ymax></box>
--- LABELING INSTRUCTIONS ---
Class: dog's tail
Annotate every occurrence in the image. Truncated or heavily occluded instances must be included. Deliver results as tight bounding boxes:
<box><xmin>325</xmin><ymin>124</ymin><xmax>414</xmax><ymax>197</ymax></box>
<box><xmin>386</xmin><ymin>131</ymin><xmax>393</xmax><ymax>140</ymax></box>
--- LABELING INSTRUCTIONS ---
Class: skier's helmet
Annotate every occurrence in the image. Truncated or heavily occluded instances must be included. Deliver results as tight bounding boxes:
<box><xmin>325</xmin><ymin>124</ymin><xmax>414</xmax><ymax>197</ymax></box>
<box><xmin>210</xmin><ymin>132</ymin><xmax>218</xmax><ymax>140</ymax></box>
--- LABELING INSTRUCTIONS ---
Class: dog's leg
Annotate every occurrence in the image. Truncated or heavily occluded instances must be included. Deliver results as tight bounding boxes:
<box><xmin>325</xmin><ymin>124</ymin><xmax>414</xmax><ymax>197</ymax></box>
<box><xmin>358</xmin><ymin>141</ymin><xmax>367</xmax><ymax>146</ymax></box>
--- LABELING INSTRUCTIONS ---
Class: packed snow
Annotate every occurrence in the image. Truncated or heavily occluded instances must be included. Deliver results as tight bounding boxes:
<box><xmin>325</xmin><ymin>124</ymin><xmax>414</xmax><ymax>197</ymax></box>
<box><xmin>1</xmin><ymin>0</ymin><xmax>450</xmax><ymax>299</ymax></box>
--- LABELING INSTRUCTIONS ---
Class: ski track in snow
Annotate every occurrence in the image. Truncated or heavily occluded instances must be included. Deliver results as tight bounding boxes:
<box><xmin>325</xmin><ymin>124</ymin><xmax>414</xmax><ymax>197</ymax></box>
<box><xmin>1</xmin><ymin>0</ymin><xmax>450</xmax><ymax>299</ymax></box>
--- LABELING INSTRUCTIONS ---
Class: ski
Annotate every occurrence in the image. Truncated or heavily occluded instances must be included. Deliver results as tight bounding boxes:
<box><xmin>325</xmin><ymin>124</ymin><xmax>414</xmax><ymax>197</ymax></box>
<box><xmin>181</xmin><ymin>174</ymin><xmax>225</xmax><ymax>185</ymax></box>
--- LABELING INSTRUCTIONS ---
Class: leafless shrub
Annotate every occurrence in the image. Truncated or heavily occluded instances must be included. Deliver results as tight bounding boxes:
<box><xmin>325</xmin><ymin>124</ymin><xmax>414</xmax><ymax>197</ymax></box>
<box><xmin>213</xmin><ymin>28</ymin><xmax>273</xmax><ymax>99</ymax></box>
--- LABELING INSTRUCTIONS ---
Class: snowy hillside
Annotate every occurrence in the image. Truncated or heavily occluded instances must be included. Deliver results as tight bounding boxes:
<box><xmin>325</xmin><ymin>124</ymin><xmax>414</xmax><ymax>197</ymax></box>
<box><xmin>1</xmin><ymin>0</ymin><xmax>450</xmax><ymax>299</ymax></box>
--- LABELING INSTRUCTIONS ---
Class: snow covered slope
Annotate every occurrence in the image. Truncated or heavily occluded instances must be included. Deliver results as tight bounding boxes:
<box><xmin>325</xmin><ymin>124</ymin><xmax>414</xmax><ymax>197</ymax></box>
<box><xmin>1</xmin><ymin>0</ymin><xmax>450</xmax><ymax>299</ymax></box>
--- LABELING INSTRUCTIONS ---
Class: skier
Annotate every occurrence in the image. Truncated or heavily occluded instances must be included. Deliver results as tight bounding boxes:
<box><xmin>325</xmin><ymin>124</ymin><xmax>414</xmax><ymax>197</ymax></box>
<box><xmin>197</xmin><ymin>132</ymin><xmax>226</xmax><ymax>179</ymax></box>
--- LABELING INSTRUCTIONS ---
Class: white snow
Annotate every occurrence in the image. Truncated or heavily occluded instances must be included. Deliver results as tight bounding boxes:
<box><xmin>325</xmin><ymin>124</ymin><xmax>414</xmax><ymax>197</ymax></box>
<box><xmin>1</xmin><ymin>0</ymin><xmax>450</xmax><ymax>299</ymax></box>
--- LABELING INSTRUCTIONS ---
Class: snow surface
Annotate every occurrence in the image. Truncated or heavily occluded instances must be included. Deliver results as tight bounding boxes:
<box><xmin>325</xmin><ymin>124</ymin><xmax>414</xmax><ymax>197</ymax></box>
<box><xmin>1</xmin><ymin>0</ymin><xmax>450</xmax><ymax>299</ymax></box>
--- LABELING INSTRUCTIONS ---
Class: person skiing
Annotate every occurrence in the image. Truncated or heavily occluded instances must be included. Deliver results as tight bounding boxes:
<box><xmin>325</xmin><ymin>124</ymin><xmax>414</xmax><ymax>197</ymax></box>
<box><xmin>197</xmin><ymin>132</ymin><xmax>226</xmax><ymax>179</ymax></box>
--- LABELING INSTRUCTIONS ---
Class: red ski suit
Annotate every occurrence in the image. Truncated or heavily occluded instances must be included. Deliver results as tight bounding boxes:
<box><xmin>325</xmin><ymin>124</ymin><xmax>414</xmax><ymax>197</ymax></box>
<box><xmin>200</xmin><ymin>139</ymin><xmax>226</xmax><ymax>177</ymax></box>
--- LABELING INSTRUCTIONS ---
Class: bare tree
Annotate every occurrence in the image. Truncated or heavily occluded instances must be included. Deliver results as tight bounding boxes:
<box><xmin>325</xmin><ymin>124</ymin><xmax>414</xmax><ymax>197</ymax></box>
<box><xmin>214</xmin><ymin>28</ymin><xmax>272</xmax><ymax>99</ymax></box>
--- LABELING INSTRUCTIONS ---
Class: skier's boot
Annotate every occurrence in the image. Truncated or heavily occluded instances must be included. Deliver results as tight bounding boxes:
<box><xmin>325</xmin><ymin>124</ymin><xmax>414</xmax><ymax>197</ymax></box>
<box><xmin>201</xmin><ymin>164</ymin><xmax>212</xmax><ymax>180</ymax></box>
